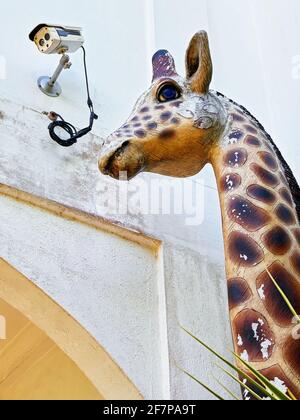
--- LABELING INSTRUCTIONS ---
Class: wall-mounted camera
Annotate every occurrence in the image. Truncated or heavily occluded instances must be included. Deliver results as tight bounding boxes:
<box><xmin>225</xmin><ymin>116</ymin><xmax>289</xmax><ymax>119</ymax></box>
<box><xmin>29</xmin><ymin>23</ymin><xmax>98</xmax><ymax>147</ymax></box>
<box><xmin>29</xmin><ymin>23</ymin><xmax>85</xmax><ymax>97</ymax></box>
<box><xmin>29</xmin><ymin>24</ymin><xmax>84</xmax><ymax>55</ymax></box>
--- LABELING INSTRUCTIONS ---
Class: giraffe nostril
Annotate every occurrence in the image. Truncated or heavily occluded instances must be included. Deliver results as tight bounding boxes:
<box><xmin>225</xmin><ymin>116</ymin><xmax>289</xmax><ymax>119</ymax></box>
<box><xmin>102</xmin><ymin>141</ymin><xmax>131</xmax><ymax>174</ymax></box>
<box><xmin>121</xmin><ymin>141</ymin><xmax>130</xmax><ymax>148</ymax></box>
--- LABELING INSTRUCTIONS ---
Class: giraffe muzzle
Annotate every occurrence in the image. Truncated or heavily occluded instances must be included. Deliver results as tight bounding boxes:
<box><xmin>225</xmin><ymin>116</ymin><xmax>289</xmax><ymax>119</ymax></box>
<box><xmin>99</xmin><ymin>140</ymin><xmax>146</xmax><ymax>180</ymax></box>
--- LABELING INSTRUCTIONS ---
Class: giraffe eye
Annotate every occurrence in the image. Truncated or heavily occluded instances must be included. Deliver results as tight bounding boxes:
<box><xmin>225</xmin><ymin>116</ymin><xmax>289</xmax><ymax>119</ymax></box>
<box><xmin>157</xmin><ymin>83</ymin><xmax>181</xmax><ymax>103</ymax></box>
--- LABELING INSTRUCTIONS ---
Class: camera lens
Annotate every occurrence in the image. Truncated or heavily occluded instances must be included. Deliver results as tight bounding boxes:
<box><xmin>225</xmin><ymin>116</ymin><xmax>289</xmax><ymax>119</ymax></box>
<box><xmin>39</xmin><ymin>39</ymin><xmax>45</xmax><ymax>47</ymax></box>
<box><xmin>45</xmin><ymin>33</ymin><xmax>50</xmax><ymax>41</ymax></box>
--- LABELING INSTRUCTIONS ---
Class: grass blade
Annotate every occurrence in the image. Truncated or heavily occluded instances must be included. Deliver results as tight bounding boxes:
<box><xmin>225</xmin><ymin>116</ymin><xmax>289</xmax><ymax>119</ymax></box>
<box><xmin>181</xmin><ymin>369</ymin><xmax>224</xmax><ymax>401</ymax></box>
<box><xmin>233</xmin><ymin>353</ymin><xmax>291</xmax><ymax>401</ymax></box>
<box><xmin>213</xmin><ymin>376</ymin><xmax>241</xmax><ymax>401</ymax></box>
<box><xmin>182</xmin><ymin>327</ymin><xmax>275</xmax><ymax>399</ymax></box>
<box><xmin>182</xmin><ymin>267</ymin><xmax>300</xmax><ymax>402</ymax></box>
<box><xmin>288</xmin><ymin>389</ymin><xmax>297</xmax><ymax>401</ymax></box>
<box><xmin>217</xmin><ymin>365</ymin><xmax>264</xmax><ymax>401</ymax></box>
<box><xmin>267</xmin><ymin>268</ymin><xmax>300</xmax><ymax>324</ymax></box>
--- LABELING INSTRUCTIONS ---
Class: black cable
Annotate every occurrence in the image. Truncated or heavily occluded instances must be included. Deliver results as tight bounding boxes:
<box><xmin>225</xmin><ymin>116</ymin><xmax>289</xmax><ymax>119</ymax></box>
<box><xmin>82</xmin><ymin>46</ymin><xmax>94</xmax><ymax>112</ymax></box>
<box><xmin>48</xmin><ymin>46</ymin><xmax>98</xmax><ymax>147</ymax></box>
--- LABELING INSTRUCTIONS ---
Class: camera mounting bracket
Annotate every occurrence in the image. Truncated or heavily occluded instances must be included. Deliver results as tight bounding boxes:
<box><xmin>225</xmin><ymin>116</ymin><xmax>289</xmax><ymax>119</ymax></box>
<box><xmin>38</xmin><ymin>54</ymin><xmax>71</xmax><ymax>97</ymax></box>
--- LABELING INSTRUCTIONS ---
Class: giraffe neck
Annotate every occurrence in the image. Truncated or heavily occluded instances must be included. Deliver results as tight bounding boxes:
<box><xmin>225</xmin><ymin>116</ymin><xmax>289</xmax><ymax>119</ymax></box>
<box><xmin>211</xmin><ymin>96</ymin><xmax>300</xmax><ymax>399</ymax></box>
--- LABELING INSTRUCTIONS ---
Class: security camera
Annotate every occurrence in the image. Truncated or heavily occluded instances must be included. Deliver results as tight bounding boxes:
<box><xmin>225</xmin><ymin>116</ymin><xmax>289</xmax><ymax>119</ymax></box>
<box><xmin>29</xmin><ymin>23</ymin><xmax>98</xmax><ymax>147</ymax></box>
<box><xmin>29</xmin><ymin>24</ymin><xmax>84</xmax><ymax>55</ymax></box>
<box><xmin>29</xmin><ymin>23</ymin><xmax>85</xmax><ymax>97</ymax></box>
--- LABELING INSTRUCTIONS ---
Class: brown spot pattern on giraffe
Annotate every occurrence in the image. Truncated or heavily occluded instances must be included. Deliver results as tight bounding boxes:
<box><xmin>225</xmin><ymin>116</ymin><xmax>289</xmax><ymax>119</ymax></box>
<box><xmin>284</xmin><ymin>338</ymin><xmax>300</xmax><ymax>380</ymax></box>
<box><xmin>228</xmin><ymin>278</ymin><xmax>252</xmax><ymax>310</ymax></box>
<box><xmin>220</xmin><ymin>173</ymin><xmax>241</xmax><ymax>193</ymax></box>
<box><xmin>228</xmin><ymin>195</ymin><xmax>271</xmax><ymax>232</ymax></box>
<box><xmin>240</xmin><ymin>365</ymin><xmax>300</xmax><ymax>400</ymax></box>
<box><xmin>247</xmin><ymin>184</ymin><xmax>276</xmax><ymax>205</ymax></box>
<box><xmin>229</xmin><ymin>130</ymin><xmax>244</xmax><ymax>142</ymax></box>
<box><xmin>160</xmin><ymin>112</ymin><xmax>172</xmax><ymax>122</ymax></box>
<box><xmin>291</xmin><ymin>252</ymin><xmax>300</xmax><ymax>276</ymax></box>
<box><xmin>244</xmin><ymin>125</ymin><xmax>258</xmax><ymax>135</ymax></box>
<box><xmin>275</xmin><ymin>204</ymin><xmax>296</xmax><ymax>225</ymax></box>
<box><xmin>147</xmin><ymin>122</ymin><xmax>158</xmax><ymax>130</ymax></box>
<box><xmin>251</xmin><ymin>164</ymin><xmax>279</xmax><ymax>187</ymax></box>
<box><xmin>256</xmin><ymin>262</ymin><xmax>300</xmax><ymax>327</ymax></box>
<box><xmin>258</xmin><ymin>152</ymin><xmax>279</xmax><ymax>172</ymax></box>
<box><xmin>159</xmin><ymin>129</ymin><xmax>176</xmax><ymax>140</ymax></box>
<box><xmin>171</xmin><ymin>117</ymin><xmax>181</xmax><ymax>125</ymax></box>
<box><xmin>279</xmin><ymin>188</ymin><xmax>294</xmax><ymax>207</ymax></box>
<box><xmin>245</xmin><ymin>135</ymin><xmax>261</xmax><ymax>148</ymax></box>
<box><xmin>224</xmin><ymin>148</ymin><xmax>248</xmax><ymax>168</ymax></box>
<box><xmin>263</xmin><ymin>226</ymin><xmax>292</xmax><ymax>256</ymax></box>
<box><xmin>259</xmin><ymin>365</ymin><xmax>300</xmax><ymax>400</ymax></box>
<box><xmin>170</xmin><ymin>100</ymin><xmax>183</xmax><ymax>108</ymax></box>
<box><xmin>134</xmin><ymin>130</ymin><xmax>147</xmax><ymax>138</ymax></box>
<box><xmin>233</xmin><ymin>310</ymin><xmax>275</xmax><ymax>363</ymax></box>
<box><xmin>231</xmin><ymin>113</ymin><xmax>245</xmax><ymax>122</ymax></box>
<box><xmin>228</xmin><ymin>232</ymin><xmax>264</xmax><ymax>267</ymax></box>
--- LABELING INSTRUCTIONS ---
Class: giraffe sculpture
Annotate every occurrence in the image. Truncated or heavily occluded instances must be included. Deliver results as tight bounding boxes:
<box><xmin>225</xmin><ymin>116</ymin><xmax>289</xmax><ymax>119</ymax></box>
<box><xmin>99</xmin><ymin>31</ymin><xmax>300</xmax><ymax>399</ymax></box>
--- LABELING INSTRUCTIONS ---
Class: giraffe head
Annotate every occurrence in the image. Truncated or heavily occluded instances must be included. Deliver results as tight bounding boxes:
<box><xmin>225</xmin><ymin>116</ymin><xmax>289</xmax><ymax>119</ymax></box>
<box><xmin>99</xmin><ymin>31</ymin><xmax>227</xmax><ymax>180</ymax></box>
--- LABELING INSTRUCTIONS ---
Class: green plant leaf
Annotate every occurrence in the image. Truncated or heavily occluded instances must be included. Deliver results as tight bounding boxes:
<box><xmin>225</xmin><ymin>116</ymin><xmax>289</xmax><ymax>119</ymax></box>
<box><xmin>267</xmin><ymin>268</ymin><xmax>300</xmax><ymax>324</ymax></box>
<box><xmin>217</xmin><ymin>365</ymin><xmax>264</xmax><ymax>401</ymax></box>
<box><xmin>181</xmin><ymin>368</ymin><xmax>224</xmax><ymax>401</ymax></box>
<box><xmin>233</xmin><ymin>353</ymin><xmax>291</xmax><ymax>401</ymax></box>
<box><xmin>288</xmin><ymin>389</ymin><xmax>298</xmax><ymax>401</ymax></box>
<box><xmin>213</xmin><ymin>376</ymin><xmax>241</xmax><ymax>401</ymax></box>
<box><xmin>181</xmin><ymin>261</ymin><xmax>300</xmax><ymax>401</ymax></box>
<box><xmin>181</xmin><ymin>263</ymin><xmax>300</xmax><ymax>402</ymax></box>
<box><xmin>182</xmin><ymin>327</ymin><xmax>274</xmax><ymax>400</ymax></box>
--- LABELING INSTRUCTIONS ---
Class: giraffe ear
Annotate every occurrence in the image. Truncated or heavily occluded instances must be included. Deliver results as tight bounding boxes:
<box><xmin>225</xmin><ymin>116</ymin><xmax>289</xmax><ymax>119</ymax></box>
<box><xmin>186</xmin><ymin>31</ymin><xmax>213</xmax><ymax>95</ymax></box>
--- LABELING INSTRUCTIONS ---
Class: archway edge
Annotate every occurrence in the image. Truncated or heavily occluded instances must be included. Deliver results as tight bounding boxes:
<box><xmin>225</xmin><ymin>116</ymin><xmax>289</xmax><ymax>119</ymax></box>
<box><xmin>0</xmin><ymin>258</ymin><xmax>143</xmax><ymax>401</ymax></box>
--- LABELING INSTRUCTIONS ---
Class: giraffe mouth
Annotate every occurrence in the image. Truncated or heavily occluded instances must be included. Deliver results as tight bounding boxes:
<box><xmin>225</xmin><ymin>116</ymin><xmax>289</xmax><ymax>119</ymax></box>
<box><xmin>99</xmin><ymin>141</ymin><xmax>146</xmax><ymax>180</ymax></box>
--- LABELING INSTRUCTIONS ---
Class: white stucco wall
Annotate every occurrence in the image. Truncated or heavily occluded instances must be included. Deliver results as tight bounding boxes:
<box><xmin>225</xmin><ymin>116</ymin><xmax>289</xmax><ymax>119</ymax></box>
<box><xmin>0</xmin><ymin>0</ymin><xmax>299</xmax><ymax>400</ymax></box>
<box><xmin>0</xmin><ymin>194</ymin><xmax>234</xmax><ymax>400</ymax></box>
<box><xmin>0</xmin><ymin>196</ymin><xmax>163</xmax><ymax>398</ymax></box>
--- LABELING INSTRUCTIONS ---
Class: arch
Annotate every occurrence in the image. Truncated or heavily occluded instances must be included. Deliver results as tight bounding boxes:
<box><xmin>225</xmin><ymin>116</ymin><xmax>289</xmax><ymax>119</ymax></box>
<box><xmin>0</xmin><ymin>258</ymin><xmax>142</xmax><ymax>400</ymax></box>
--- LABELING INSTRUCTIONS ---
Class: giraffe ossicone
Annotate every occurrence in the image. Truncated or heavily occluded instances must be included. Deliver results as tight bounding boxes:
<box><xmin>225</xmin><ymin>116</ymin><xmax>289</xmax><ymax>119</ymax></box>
<box><xmin>99</xmin><ymin>31</ymin><xmax>300</xmax><ymax>399</ymax></box>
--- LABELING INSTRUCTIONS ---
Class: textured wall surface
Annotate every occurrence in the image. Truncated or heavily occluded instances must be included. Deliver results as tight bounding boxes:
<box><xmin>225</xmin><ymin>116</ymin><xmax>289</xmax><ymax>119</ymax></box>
<box><xmin>0</xmin><ymin>0</ymin><xmax>299</xmax><ymax>400</ymax></box>
<box><xmin>0</xmin><ymin>195</ymin><xmax>164</xmax><ymax>399</ymax></box>
<box><xmin>0</xmin><ymin>195</ymin><xmax>234</xmax><ymax>400</ymax></box>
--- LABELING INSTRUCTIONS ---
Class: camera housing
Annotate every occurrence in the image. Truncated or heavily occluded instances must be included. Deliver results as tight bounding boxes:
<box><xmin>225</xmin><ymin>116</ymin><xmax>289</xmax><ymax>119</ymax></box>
<box><xmin>29</xmin><ymin>23</ymin><xmax>98</xmax><ymax>147</ymax></box>
<box><xmin>29</xmin><ymin>24</ymin><xmax>84</xmax><ymax>54</ymax></box>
